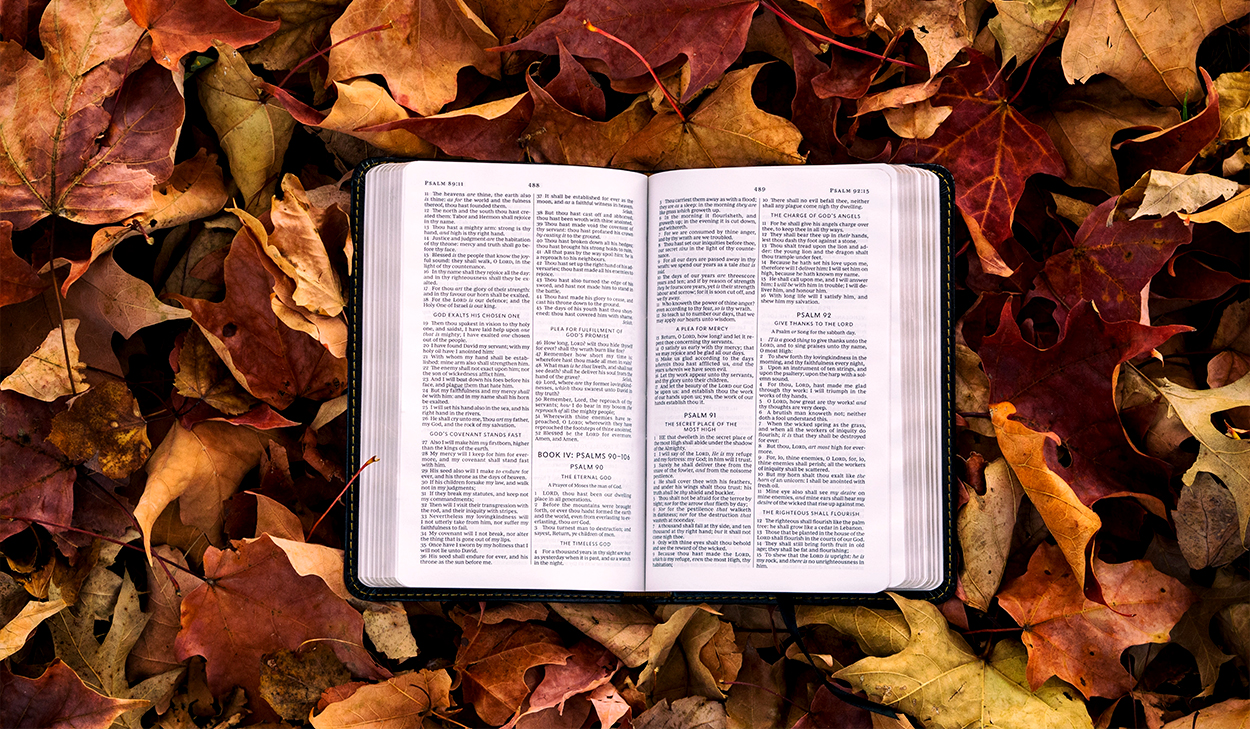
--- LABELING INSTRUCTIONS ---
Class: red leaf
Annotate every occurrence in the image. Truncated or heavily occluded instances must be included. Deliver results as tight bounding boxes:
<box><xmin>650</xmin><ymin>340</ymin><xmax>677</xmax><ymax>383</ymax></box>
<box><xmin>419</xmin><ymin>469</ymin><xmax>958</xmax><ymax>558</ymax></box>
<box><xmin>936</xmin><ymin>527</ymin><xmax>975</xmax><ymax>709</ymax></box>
<box><xmin>173</xmin><ymin>219</ymin><xmax>347</xmax><ymax>410</ymax></box>
<box><xmin>372</xmin><ymin>94</ymin><xmax>535</xmax><ymax>162</ymax></box>
<box><xmin>1039</xmin><ymin>196</ymin><xmax>1192</xmax><ymax>323</ymax></box>
<box><xmin>501</xmin><ymin>0</ymin><xmax>760</xmax><ymax>102</ymax></box>
<box><xmin>455</xmin><ymin>615</ymin><xmax>572</xmax><ymax>726</ymax></box>
<box><xmin>0</xmin><ymin>391</ymin><xmax>75</xmax><ymax>542</ymax></box>
<box><xmin>124</xmin><ymin>0</ymin><xmax>279</xmax><ymax>69</ymax></box>
<box><xmin>0</xmin><ymin>661</ymin><xmax>145</xmax><ymax>729</ymax></box>
<box><xmin>1114</xmin><ymin>69</ymin><xmax>1222</xmax><ymax>185</ymax></box>
<box><xmin>895</xmin><ymin>51</ymin><xmax>1065</xmax><ymax>268</ymax></box>
<box><xmin>0</xmin><ymin>220</ymin><xmax>44</xmax><ymax>307</ymax></box>
<box><xmin>978</xmin><ymin>301</ymin><xmax>1189</xmax><ymax>506</ymax></box>
<box><xmin>546</xmin><ymin>38</ymin><xmax>607</xmax><ymax>121</ymax></box>
<box><xmin>175</xmin><ymin>535</ymin><xmax>387</xmax><ymax>715</ymax></box>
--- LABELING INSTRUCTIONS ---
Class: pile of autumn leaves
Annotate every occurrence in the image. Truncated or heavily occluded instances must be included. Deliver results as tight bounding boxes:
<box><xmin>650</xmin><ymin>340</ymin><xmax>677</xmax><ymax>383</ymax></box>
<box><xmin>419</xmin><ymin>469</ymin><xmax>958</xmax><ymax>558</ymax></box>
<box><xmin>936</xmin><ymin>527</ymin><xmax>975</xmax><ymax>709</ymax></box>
<box><xmin>1</xmin><ymin>0</ymin><xmax>1249</xmax><ymax>725</ymax></box>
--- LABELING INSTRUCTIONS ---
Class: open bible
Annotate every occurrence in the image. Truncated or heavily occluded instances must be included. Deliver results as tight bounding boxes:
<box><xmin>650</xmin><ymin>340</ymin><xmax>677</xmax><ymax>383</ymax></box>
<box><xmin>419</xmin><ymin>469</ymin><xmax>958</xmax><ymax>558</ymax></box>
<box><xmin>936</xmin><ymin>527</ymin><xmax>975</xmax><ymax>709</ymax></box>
<box><xmin>347</xmin><ymin>160</ymin><xmax>953</xmax><ymax>600</ymax></box>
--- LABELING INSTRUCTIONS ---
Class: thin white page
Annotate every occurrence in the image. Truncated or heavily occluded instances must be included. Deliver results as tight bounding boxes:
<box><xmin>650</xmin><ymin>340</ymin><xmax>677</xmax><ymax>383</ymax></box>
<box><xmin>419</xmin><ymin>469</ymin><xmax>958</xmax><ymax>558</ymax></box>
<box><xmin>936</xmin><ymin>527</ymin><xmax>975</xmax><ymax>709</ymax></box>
<box><xmin>644</xmin><ymin>165</ymin><xmax>895</xmax><ymax>594</ymax></box>
<box><xmin>382</xmin><ymin>161</ymin><xmax>650</xmax><ymax>591</ymax></box>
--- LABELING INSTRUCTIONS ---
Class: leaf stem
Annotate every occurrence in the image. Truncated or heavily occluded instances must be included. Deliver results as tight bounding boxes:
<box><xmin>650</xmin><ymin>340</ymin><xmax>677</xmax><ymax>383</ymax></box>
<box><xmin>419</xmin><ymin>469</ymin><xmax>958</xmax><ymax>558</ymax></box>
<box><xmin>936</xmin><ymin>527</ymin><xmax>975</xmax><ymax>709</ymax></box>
<box><xmin>1005</xmin><ymin>0</ymin><xmax>1075</xmax><ymax>106</ymax></box>
<box><xmin>307</xmin><ymin>455</ymin><xmax>378</xmax><ymax>541</ymax></box>
<box><xmin>276</xmin><ymin>21</ymin><xmax>394</xmax><ymax>91</ymax></box>
<box><xmin>583</xmin><ymin>20</ymin><xmax>686</xmax><ymax>122</ymax></box>
<box><xmin>760</xmin><ymin>0</ymin><xmax>921</xmax><ymax>71</ymax></box>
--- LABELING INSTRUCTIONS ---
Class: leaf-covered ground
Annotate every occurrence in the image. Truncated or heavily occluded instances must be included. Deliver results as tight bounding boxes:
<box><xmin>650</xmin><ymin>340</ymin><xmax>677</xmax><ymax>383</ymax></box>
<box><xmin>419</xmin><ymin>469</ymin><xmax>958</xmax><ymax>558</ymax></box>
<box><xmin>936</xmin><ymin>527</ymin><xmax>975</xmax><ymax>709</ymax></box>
<box><xmin>0</xmin><ymin>0</ymin><xmax>1247</xmax><ymax>726</ymax></box>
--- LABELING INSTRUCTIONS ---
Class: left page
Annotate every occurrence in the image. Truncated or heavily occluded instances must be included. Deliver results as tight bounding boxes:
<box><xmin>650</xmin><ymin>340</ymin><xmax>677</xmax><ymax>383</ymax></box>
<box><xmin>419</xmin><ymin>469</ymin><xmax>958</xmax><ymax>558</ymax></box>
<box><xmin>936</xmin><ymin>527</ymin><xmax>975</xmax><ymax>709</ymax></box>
<box><xmin>366</xmin><ymin>161</ymin><xmax>650</xmax><ymax>591</ymax></box>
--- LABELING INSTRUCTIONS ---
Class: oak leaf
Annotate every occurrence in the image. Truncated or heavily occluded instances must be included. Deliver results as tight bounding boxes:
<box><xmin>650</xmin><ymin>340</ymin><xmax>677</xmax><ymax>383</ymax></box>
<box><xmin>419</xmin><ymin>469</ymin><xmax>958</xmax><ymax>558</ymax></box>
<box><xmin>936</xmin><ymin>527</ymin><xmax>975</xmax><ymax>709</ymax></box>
<box><xmin>833</xmin><ymin>594</ymin><xmax>1093</xmax><ymax>729</ymax></box>
<box><xmin>0</xmin><ymin>0</ymin><xmax>183</xmax><ymax>231</ymax></box>
<box><xmin>957</xmin><ymin>458</ymin><xmax>1025</xmax><ymax>612</ymax></box>
<box><xmin>310</xmin><ymin>669</ymin><xmax>453</xmax><ymax>729</ymax></box>
<box><xmin>175</xmin><ymin>535</ymin><xmax>387</xmax><ymax>708</ymax></box>
<box><xmin>48</xmin><ymin>380</ymin><xmax>150</xmax><ymax>480</ymax></box>
<box><xmin>997</xmin><ymin>542</ymin><xmax>1194</xmax><ymax>699</ymax></box>
<box><xmin>173</xmin><ymin>212</ymin><xmax>348</xmax><ymax>409</ymax></box>
<box><xmin>198</xmin><ymin>41</ymin><xmax>296</xmax><ymax>214</ymax></box>
<box><xmin>1033</xmin><ymin>78</ymin><xmax>1181</xmax><ymax>195</ymax></box>
<box><xmin>894</xmin><ymin>51</ymin><xmax>1065</xmax><ymax>274</ymax></box>
<box><xmin>454</xmin><ymin>615</ymin><xmax>571</xmax><ymax>726</ymax></box>
<box><xmin>612</xmin><ymin>64</ymin><xmax>804</xmax><ymax>171</ymax></box>
<box><xmin>327</xmin><ymin>0</ymin><xmax>500</xmax><ymax>116</ymax></box>
<box><xmin>0</xmin><ymin>391</ymin><xmax>76</xmax><ymax>542</ymax></box>
<box><xmin>1174</xmin><ymin>472</ymin><xmax>1246</xmax><ymax>570</ymax></box>
<box><xmin>1</xmin><ymin>320</ymin><xmax>88</xmax><ymax>401</ymax></box>
<box><xmin>1061</xmin><ymin>0</ymin><xmax>1250</xmax><ymax>105</ymax></box>
<box><xmin>1038</xmin><ymin>196</ymin><xmax>1192</xmax><ymax>323</ymax></box>
<box><xmin>0</xmin><ymin>221</ymin><xmax>44</xmax><ymax>306</ymax></box>
<box><xmin>0</xmin><ymin>660</ymin><xmax>145</xmax><ymax>729</ymax></box>
<box><xmin>65</xmin><ymin>251</ymin><xmax>192</xmax><ymax>339</ymax></box>
<box><xmin>124</xmin><ymin>0</ymin><xmax>278</xmax><ymax>69</ymax></box>
<box><xmin>549</xmin><ymin>602</ymin><xmax>655</xmax><ymax>668</ymax></box>
<box><xmin>1153</xmin><ymin>372</ymin><xmax>1250</xmax><ymax>540</ymax></box>
<box><xmin>523</xmin><ymin>76</ymin><xmax>653</xmax><ymax>166</ymax></box>
<box><xmin>502</xmin><ymin>0</ymin><xmax>758</xmax><ymax>103</ymax></box>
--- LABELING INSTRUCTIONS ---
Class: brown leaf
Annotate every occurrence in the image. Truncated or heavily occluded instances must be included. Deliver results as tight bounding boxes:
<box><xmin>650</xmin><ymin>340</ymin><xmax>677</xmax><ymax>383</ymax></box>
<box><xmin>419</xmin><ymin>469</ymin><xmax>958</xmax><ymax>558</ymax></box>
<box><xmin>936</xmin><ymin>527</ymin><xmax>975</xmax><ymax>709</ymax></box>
<box><xmin>244</xmin><ymin>0</ymin><xmax>350</xmax><ymax>70</ymax></box>
<box><xmin>549</xmin><ymin>602</ymin><xmax>655</xmax><ymax>668</ymax></box>
<box><xmin>2</xmin><ymin>319</ymin><xmax>88</xmax><ymax>402</ymax></box>
<box><xmin>175</xmin><ymin>535</ymin><xmax>387</xmax><ymax>711</ymax></box>
<box><xmin>612</xmin><ymin>64</ymin><xmax>804</xmax><ymax>170</ymax></box>
<box><xmin>0</xmin><ymin>0</ymin><xmax>183</xmax><ymax>231</ymax></box>
<box><xmin>362</xmin><ymin>603</ymin><xmax>421</xmax><ymax>662</ymax></box>
<box><xmin>1174</xmin><ymin>472</ymin><xmax>1246</xmax><ymax>570</ymax></box>
<box><xmin>1213</xmin><ymin>71</ymin><xmax>1250</xmax><ymax>142</ymax></box>
<box><xmin>510</xmin><ymin>640</ymin><xmax>617</xmax><ymax>726</ymax></box>
<box><xmin>260</xmin><ymin>643</ymin><xmax>351</xmax><ymax>722</ymax></box>
<box><xmin>957</xmin><ymin>458</ymin><xmax>1025</xmax><ymax>612</ymax></box>
<box><xmin>1181</xmin><ymin>186</ymin><xmax>1250</xmax><ymax>232</ymax></box>
<box><xmin>66</xmin><ymin>251</ymin><xmax>191</xmax><ymax>339</ymax></box>
<box><xmin>524</xmin><ymin>76</ymin><xmax>653</xmax><ymax>166</ymax></box>
<box><xmin>173</xmin><ymin>326</ymin><xmax>261</xmax><ymax>416</ymax></box>
<box><xmin>262</xmin><ymin>175</ymin><xmax>346</xmax><ymax>317</ymax></box>
<box><xmin>502</xmin><ymin>0</ymin><xmax>758</xmax><ymax>103</ymax></box>
<box><xmin>455</xmin><ymin>616</ymin><xmax>572</xmax><ymax>726</ymax></box>
<box><xmin>864</xmin><ymin>0</ymin><xmax>973</xmax><ymax>76</ymax></box>
<box><xmin>124</xmin><ymin>0</ymin><xmax>278</xmax><ymax>69</ymax></box>
<box><xmin>1060</xmin><ymin>0</ymin><xmax>1250</xmax><ymax>105</ymax></box>
<box><xmin>377</xmin><ymin>93</ymin><xmax>534</xmax><ymax>161</ymax></box>
<box><xmin>0</xmin><ymin>597</ymin><xmax>67</xmax><ymax>660</ymax></box>
<box><xmin>998</xmin><ymin>542</ymin><xmax>1194</xmax><ymax>699</ymax></box>
<box><xmin>987</xmin><ymin>0</ymin><xmax>1069</xmax><ymax>67</ymax></box>
<box><xmin>464</xmin><ymin>0</ymin><xmax>562</xmax><ymax>44</ymax></box>
<box><xmin>0</xmin><ymin>660</ymin><xmax>145</xmax><ymax>729</ymax></box>
<box><xmin>321</xmin><ymin>80</ymin><xmax>435</xmax><ymax>157</ymax></box>
<box><xmin>0</xmin><ymin>391</ymin><xmax>76</xmax><ymax>542</ymax></box>
<box><xmin>795</xmin><ymin>603</ymin><xmax>910</xmax><ymax>656</ymax></box>
<box><xmin>1160</xmin><ymin>699</ymin><xmax>1250</xmax><ymax>729</ymax></box>
<box><xmin>633</xmin><ymin>696</ymin><xmax>727</xmax><ymax>729</ymax></box>
<box><xmin>134</xmin><ymin>419</ymin><xmax>267</xmax><ymax>555</ymax></box>
<box><xmin>0</xmin><ymin>221</ymin><xmax>44</xmax><ymax>306</ymax></box>
<box><xmin>48</xmin><ymin>380</ymin><xmax>150</xmax><ymax>479</ymax></box>
<box><xmin>198</xmin><ymin>41</ymin><xmax>296</xmax><ymax>214</ymax></box>
<box><xmin>1033</xmin><ymin>78</ymin><xmax>1180</xmax><ymax>195</ymax></box>
<box><xmin>1114</xmin><ymin>70</ymin><xmax>1223</xmax><ymax>184</ymax></box>
<box><xmin>1128</xmin><ymin>170</ymin><xmax>1240</xmax><ymax>219</ymax></box>
<box><xmin>127</xmin><ymin>546</ymin><xmax>204</xmax><ymax>682</ymax></box>
<box><xmin>310</xmin><ymin>669</ymin><xmax>452</xmax><ymax>729</ymax></box>
<box><xmin>883</xmin><ymin>100</ymin><xmax>952</xmax><ymax>140</ymax></box>
<box><xmin>327</xmin><ymin>0</ymin><xmax>499</xmax><ymax>115</ymax></box>
<box><xmin>546</xmin><ymin>38</ymin><xmax>607</xmax><ymax>120</ymax></box>
<box><xmin>725</xmin><ymin>645</ymin><xmax>784</xmax><ymax>729</ymax></box>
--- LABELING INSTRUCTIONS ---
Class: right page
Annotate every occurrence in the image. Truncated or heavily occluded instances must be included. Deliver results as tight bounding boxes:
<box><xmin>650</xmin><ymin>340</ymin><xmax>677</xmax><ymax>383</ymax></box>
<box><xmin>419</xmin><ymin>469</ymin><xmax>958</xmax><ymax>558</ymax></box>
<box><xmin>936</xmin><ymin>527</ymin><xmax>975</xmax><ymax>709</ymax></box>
<box><xmin>644</xmin><ymin>165</ymin><xmax>899</xmax><ymax>593</ymax></box>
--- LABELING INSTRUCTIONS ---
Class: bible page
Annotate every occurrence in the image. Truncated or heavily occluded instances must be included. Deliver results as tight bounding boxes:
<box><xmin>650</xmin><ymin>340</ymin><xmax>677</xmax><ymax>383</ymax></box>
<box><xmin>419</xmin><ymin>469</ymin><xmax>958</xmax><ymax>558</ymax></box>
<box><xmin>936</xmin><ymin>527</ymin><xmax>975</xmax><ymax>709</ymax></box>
<box><xmin>364</xmin><ymin>161</ymin><xmax>649</xmax><ymax>591</ymax></box>
<box><xmin>644</xmin><ymin>166</ymin><xmax>898</xmax><ymax>593</ymax></box>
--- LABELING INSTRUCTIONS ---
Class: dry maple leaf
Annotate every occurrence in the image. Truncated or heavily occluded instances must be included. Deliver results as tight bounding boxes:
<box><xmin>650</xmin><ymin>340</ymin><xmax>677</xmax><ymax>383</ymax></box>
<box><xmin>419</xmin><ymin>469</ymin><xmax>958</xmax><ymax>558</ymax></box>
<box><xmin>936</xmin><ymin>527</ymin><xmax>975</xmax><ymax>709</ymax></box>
<box><xmin>549</xmin><ymin>603</ymin><xmax>656</xmax><ymax>668</ymax></box>
<box><xmin>546</xmin><ymin>39</ymin><xmax>608</xmax><ymax>120</ymax></box>
<box><xmin>1</xmin><ymin>320</ymin><xmax>88</xmax><ymax>402</ymax></box>
<box><xmin>327</xmin><ymin>0</ymin><xmax>500</xmax><ymax>116</ymax></box>
<box><xmin>48</xmin><ymin>380</ymin><xmax>150</xmax><ymax>480</ymax></box>
<box><xmin>998</xmin><ymin>542</ymin><xmax>1195</xmax><ymax>699</ymax></box>
<box><xmin>957</xmin><ymin>458</ymin><xmax>1025</xmax><ymax>612</ymax></box>
<box><xmin>894</xmin><ymin>51</ymin><xmax>1065</xmax><ymax>275</ymax></box>
<box><xmin>455</xmin><ymin>615</ymin><xmax>572</xmax><ymax>726</ymax></box>
<box><xmin>0</xmin><ymin>0</ymin><xmax>183</xmax><ymax>231</ymax></box>
<box><xmin>0</xmin><ymin>221</ymin><xmax>44</xmax><ymax>307</ymax></box>
<box><xmin>310</xmin><ymin>669</ymin><xmax>453</xmax><ymax>728</ymax></box>
<box><xmin>502</xmin><ymin>0</ymin><xmax>759</xmax><ymax>103</ymax></box>
<box><xmin>371</xmin><ymin>93</ymin><xmax>535</xmax><ymax>161</ymax></box>
<box><xmin>0</xmin><ymin>660</ymin><xmax>146</xmax><ymax>729</ymax></box>
<box><xmin>523</xmin><ymin>77</ymin><xmax>654</xmax><ymax>166</ymax></box>
<box><xmin>124</xmin><ymin>0</ymin><xmax>279</xmax><ymax>69</ymax></box>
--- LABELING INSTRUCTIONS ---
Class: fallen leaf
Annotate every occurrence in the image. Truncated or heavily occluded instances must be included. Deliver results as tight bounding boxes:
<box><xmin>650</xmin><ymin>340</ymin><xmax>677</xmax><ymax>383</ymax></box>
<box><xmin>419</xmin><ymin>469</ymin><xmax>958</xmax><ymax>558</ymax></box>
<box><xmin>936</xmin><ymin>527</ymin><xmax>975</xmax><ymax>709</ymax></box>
<box><xmin>1</xmin><ymin>319</ymin><xmax>88</xmax><ymax>401</ymax></box>
<box><xmin>1207</xmin><ymin>299</ymin><xmax>1250</xmax><ymax>387</ymax></box>
<box><xmin>48</xmin><ymin>380</ymin><xmax>150</xmax><ymax>479</ymax></box>
<box><xmin>1033</xmin><ymin>79</ymin><xmax>1181</xmax><ymax>196</ymax></box>
<box><xmin>376</xmin><ymin>93</ymin><xmax>533</xmax><ymax>161</ymax></box>
<box><xmin>126</xmin><ymin>546</ymin><xmax>204</xmax><ymax>682</ymax></box>
<box><xmin>546</xmin><ymin>38</ymin><xmax>607</xmax><ymax>120</ymax></box>
<box><xmin>173</xmin><ymin>213</ymin><xmax>348</xmax><ymax>409</ymax></box>
<box><xmin>958</xmin><ymin>458</ymin><xmax>1025</xmax><ymax>611</ymax></box>
<box><xmin>612</xmin><ymin>64</ymin><xmax>804</xmax><ymax>170</ymax></box>
<box><xmin>263</xmin><ymin>175</ymin><xmax>345</xmax><ymax>317</ymax></box>
<box><xmin>175</xmin><ymin>535</ymin><xmax>387</xmax><ymax>710</ymax></box>
<box><xmin>124</xmin><ymin>0</ymin><xmax>278</xmax><ymax>69</ymax></box>
<box><xmin>502</xmin><ymin>0</ymin><xmax>759</xmax><ymax>103</ymax></box>
<box><xmin>795</xmin><ymin>603</ymin><xmax>910</xmax><ymax>656</ymax></box>
<box><xmin>172</xmin><ymin>326</ymin><xmax>261</xmax><ymax>416</ymax></box>
<box><xmin>725</xmin><ymin>645</ymin><xmax>784</xmax><ymax>729</ymax></box>
<box><xmin>1061</xmin><ymin>0</ymin><xmax>1250</xmax><ymax>105</ymax></box>
<box><xmin>259</xmin><ymin>643</ymin><xmax>351</xmax><ymax>722</ymax></box>
<box><xmin>0</xmin><ymin>221</ymin><xmax>44</xmax><ymax>306</ymax></box>
<box><xmin>455</xmin><ymin>616</ymin><xmax>571</xmax><ymax>726</ymax></box>
<box><xmin>1039</xmin><ymin>196</ymin><xmax>1192</xmax><ymax>322</ymax></box>
<box><xmin>0</xmin><ymin>660</ymin><xmax>145</xmax><ymax>729</ymax></box>
<box><xmin>0</xmin><ymin>391</ymin><xmax>76</xmax><ymax>542</ymax></box>
<box><xmin>864</xmin><ymin>0</ymin><xmax>973</xmax><ymax>76</ymax></box>
<box><xmin>1114</xmin><ymin>71</ymin><xmax>1223</xmax><ymax>185</ymax></box>
<box><xmin>895</xmin><ymin>51</ymin><xmax>1065</xmax><ymax>274</ymax></box>
<box><xmin>198</xmin><ymin>41</ymin><xmax>296</xmax><ymax>214</ymax></box>
<box><xmin>1129</xmin><ymin>170</ymin><xmax>1240</xmax><ymax>219</ymax></box>
<box><xmin>65</xmin><ymin>251</ymin><xmax>191</xmax><ymax>339</ymax></box>
<box><xmin>1161</xmin><ymin>698</ymin><xmax>1250</xmax><ymax>729</ymax></box>
<box><xmin>639</xmin><ymin>605</ymin><xmax>740</xmax><ymax>702</ymax></box>
<box><xmin>1174</xmin><ymin>472</ymin><xmax>1247</xmax><ymax>570</ymax></box>
<box><xmin>633</xmin><ymin>695</ymin><xmax>728</xmax><ymax>729</ymax></box>
<box><xmin>998</xmin><ymin>542</ymin><xmax>1195</xmax><ymax>699</ymax></box>
<box><xmin>549</xmin><ymin>603</ymin><xmax>655</xmax><ymax>668</ymax></box>
<box><xmin>792</xmin><ymin>0</ymin><xmax>869</xmax><ymax>35</ymax></box>
<box><xmin>883</xmin><ymin>100</ymin><xmax>952</xmax><ymax>140</ymax></box>
<box><xmin>134</xmin><ymin>419</ymin><xmax>267</xmax><ymax>556</ymax></box>
<box><xmin>834</xmin><ymin>595</ymin><xmax>1093</xmax><ymax>729</ymax></box>
<box><xmin>363</xmin><ymin>603</ymin><xmax>421</xmax><ymax>661</ymax></box>
<box><xmin>524</xmin><ymin>76</ymin><xmax>652</xmax><ymax>166</ymax></box>
<box><xmin>310</xmin><ymin>669</ymin><xmax>452</xmax><ymax>728</ymax></box>
<box><xmin>327</xmin><ymin>0</ymin><xmax>499</xmax><ymax>116</ymax></box>
<box><xmin>0</xmin><ymin>0</ymin><xmax>183</xmax><ymax>231</ymax></box>
<box><xmin>509</xmin><ymin>640</ymin><xmax>617</xmax><ymax>727</ymax></box>
<box><xmin>1180</xmin><ymin>187</ymin><xmax>1250</xmax><ymax>232</ymax></box>
<box><xmin>1154</xmin><ymin>373</ymin><xmax>1250</xmax><ymax>540</ymax></box>
<box><xmin>244</xmin><ymin>0</ymin><xmax>350</xmax><ymax>71</ymax></box>
<box><xmin>0</xmin><ymin>597</ymin><xmax>67</xmax><ymax>660</ymax></box>
<box><xmin>988</xmin><ymin>0</ymin><xmax>1069</xmax><ymax>67</ymax></box>
<box><xmin>589</xmin><ymin>683</ymin><xmax>632</xmax><ymax>729</ymax></box>
<box><xmin>1213</xmin><ymin>71</ymin><xmax>1250</xmax><ymax>141</ymax></box>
